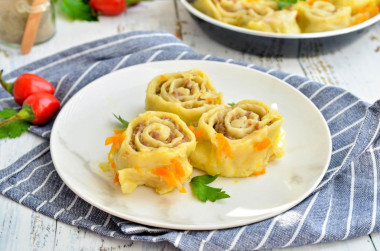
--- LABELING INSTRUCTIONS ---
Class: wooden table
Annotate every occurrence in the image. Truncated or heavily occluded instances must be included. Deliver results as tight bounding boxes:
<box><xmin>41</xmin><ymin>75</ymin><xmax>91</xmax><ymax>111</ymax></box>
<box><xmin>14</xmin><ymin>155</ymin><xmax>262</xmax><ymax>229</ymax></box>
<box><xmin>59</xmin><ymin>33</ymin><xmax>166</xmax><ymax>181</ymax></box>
<box><xmin>1</xmin><ymin>1</ymin><xmax>379</xmax><ymax>250</ymax></box>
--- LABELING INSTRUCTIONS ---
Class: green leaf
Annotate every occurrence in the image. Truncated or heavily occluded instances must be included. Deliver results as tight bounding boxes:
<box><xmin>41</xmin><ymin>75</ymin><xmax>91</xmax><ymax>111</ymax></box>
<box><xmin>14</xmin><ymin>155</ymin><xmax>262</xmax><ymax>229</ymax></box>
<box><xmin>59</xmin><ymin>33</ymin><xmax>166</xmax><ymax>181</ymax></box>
<box><xmin>0</xmin><ymin>120</ymin><xmax>30</xmax><ymax>139</ymax></box>
<box><xmin>61</xmin><ymin>0</ymin><xmax>98</xmax><ymax>21</ymax></box>
<box><xmin>0</xmin><ymin>108</ymin><xmax>17</xmax><ymax>118</ymax></box>
<box><xmin>228</xmin><ymin>102</ymin><xmax>236</xmax><ymax>107</ymax></box>
<box><xmin>190</xmin><ymin>174</ymin><xmax>230</xmax><ymax>202</ymax></box>
<box><xmin>278</xmin><ymin>0</ymin><xmax>298</xmax><ymax>9</ymax></box>
<box><xmin>113</xmin><ymin>114</ymin><xmax>129</xmax><ymax>128</ymax></box>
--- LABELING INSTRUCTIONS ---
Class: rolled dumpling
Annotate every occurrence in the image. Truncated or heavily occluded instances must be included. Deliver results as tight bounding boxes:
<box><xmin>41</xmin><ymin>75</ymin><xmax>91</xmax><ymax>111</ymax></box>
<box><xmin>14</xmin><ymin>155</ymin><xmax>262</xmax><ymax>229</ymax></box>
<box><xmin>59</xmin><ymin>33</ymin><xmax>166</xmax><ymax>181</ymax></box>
<box><xmin>192</xmin><ymin>0</ymin><xmax>276</xmax><ymax>27</ymax></box>
<box><xmin>332</xmin><ymin>0</ymin><xmax>373</xmax><ymax>14</ymax></box>
<box><xmin>146</xmin><ymin>69</ymin><xmax>224</xmax><ymax>125</ymax></box>
<box><xmin>293</xmin><ymin>1</ymin><xmax>351</xmax><ymax>32</ymax></box>
<box><xmin>190</xmin><ymin>100</ymin><xmax>285</xmax><ymax>177</ymax></box>
<box><xmin>247</xmin><ymin>9</ymin><xmax>301</xmax><ymax>33</ymax></box>
<box><xmin>107</xmin><ymin>111</ymin><xmax>196</xmax><ymax>194</ymax></box>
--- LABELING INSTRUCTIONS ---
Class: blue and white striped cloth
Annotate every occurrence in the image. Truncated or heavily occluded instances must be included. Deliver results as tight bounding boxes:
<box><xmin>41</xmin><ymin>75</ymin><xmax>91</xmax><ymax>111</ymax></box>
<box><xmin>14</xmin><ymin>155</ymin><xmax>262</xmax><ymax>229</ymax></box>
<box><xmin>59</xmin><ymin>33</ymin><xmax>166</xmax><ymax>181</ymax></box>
<box><xmin>1</xmin><ymin>31</ymin><xmax>380</xmax><ymax>250</ymax></box>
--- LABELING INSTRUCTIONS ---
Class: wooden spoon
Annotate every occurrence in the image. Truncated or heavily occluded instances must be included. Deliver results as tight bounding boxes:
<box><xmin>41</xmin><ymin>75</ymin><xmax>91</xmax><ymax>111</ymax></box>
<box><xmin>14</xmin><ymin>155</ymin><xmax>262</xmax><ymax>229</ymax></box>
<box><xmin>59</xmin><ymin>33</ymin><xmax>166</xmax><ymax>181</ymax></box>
<box><xmin>20</xmin><ymin>0</ymin><xmax>47</xmax><ymax>55</ymax></box>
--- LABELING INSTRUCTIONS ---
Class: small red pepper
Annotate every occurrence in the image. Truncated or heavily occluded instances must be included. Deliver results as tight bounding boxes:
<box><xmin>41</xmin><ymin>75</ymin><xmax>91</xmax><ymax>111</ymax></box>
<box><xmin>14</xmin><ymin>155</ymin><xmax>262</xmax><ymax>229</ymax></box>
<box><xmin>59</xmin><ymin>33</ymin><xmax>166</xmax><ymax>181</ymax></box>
<box><xmin>0</xmin><ymin>93</ymin><xmax>60</xmax><ymax>127</ymax></box>
<box><xmin>0</xmin><ymin>69</ymin><xmax>55</xmax><ymax>106</ymax></box>
<box><xmin>90</xmin><ymin>0</ymin><xmax>127</xmax><ymax>16</ymax></box>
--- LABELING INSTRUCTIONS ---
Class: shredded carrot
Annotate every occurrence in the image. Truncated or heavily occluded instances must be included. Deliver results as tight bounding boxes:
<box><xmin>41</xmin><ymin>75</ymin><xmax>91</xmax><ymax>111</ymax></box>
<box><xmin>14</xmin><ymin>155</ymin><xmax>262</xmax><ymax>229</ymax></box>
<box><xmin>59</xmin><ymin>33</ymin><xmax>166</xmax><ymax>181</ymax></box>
<box><xmin>114</xmin><ymin>173</ymin><xmax>120</xmax><ymax>184</ymax></box>
<box><xmin>160</xmin><ymin>75</ymin><xmax>167</xmax><ymax>81</ymax></box>
<box><xmin>188</xmin><ymin>125</ymin><xmax>205</xmax><ymax>138</ymax></box>
<box><xmin>370</xmin><ymin>6</ymin><xmax>379</xmax><ymax>18</ymax></box>
<box><xmin>350</xmin><ymin>4</ymin><xmax>379</xmax><ymax>26</ymax></box>
<box><xmin>105</xmin><ymin>133</ymin><xmax>126</xmax><ymax>146</ymax></box>
<box><xmin>105</xmin><ymin>131</ymin><xmax>126</xmax><ymax>186</ymax></box>
<box><xmin>206</xmin><ymin>97</ymin><xmax>214</xmax><ymax>104</ymax></box>
<box><xmin>216</xmin><ymin>133</ymin><xmax>235</xmax><ymax>159</ymax></box>
<box><xmin>307</xmin><ymin>0</ymin><xmax>315</xmax><ymax>5</ymax></box>
<box><xmin>111</xmin><ymin>162</ymin><xmax>116</xmax><ymax>169</ymax></box>
<box><xmin>254</xmin><ymin>137</ymin><xmax>272</xmax><ymax>152</ymax></box>
<box><xmin>225</xmin><ymin>105</ymin><xmax>229</xmax><ymax>108</ymax></box>
<box><xmin>251</xmin><ymin>168</ymin><xmax>266</xmax><ymax>176</ymax></box>
<box><xmin>152</xmin><ymin>159</ymin><xmax>187</xmax><ymax>193</ymax></box>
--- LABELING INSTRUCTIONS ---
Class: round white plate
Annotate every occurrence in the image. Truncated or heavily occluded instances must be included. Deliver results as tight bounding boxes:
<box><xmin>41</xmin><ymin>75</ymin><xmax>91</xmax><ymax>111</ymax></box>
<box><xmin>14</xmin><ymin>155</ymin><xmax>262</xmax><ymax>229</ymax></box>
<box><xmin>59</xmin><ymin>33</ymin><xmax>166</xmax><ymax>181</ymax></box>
<box><xmin>50</xmin><ymin>60</ymin><xmax>331</xmax><ymax>230</ymax></box>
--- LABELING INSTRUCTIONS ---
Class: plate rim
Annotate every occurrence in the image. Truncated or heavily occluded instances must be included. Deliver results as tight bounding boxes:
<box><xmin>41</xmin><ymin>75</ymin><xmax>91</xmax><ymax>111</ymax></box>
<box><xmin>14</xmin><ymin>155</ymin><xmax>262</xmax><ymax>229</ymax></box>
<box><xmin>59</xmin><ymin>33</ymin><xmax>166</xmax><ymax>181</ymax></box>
<box><xmin>180</xmin><ymin>0</ymin><xmax>380</xmax><ymax>39</ymax></box>
<box><xmin>50</xmin><ymin>60</ymin><xmax>332</xmax><ymax>230</ymax></box>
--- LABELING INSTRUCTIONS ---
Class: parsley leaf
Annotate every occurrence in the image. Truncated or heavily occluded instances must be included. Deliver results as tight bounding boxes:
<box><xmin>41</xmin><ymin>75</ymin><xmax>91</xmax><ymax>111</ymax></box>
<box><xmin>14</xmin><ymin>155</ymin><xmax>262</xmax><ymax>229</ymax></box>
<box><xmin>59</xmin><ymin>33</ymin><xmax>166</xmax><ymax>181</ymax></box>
<box><xmin>0</xmin><ymin>108</ymin><xmax>30</xmax><ymax>139</ymax></box>
<box><xmin>228</xmin><ymin>102</ymin><xmax>236</xmax><ymax>107</ymax></box>
<box><xmin>278</xmin><ymin>0</ymin><xmax>299</xmax><ymax>9</ymax></box>
<box><xmin>113</xmin><ymin>114</ymin><xmax>129</xmax><ymax>128</ymax></box>
<box><xmin>190</xmin><ymin>175</ymin><xmax>230</xmax><ymax>202</ymax></box>
<box><xmin>0</xmin><ymin>108</ymin><xmax>17</xmax><ymax>118</ymax></box>
<box><xmin>61</xmin><ymin>0</ymin><xmax>98</xmax><ymax>21</ymax></box>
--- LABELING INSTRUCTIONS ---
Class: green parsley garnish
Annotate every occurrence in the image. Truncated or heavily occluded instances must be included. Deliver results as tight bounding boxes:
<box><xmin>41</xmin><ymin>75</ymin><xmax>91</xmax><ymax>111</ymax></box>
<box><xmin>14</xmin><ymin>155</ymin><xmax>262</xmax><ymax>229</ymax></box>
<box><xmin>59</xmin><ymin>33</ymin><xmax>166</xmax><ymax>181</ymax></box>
<box><xmin>278</xmin><ymin>0</ymin><xmax>301</xmax><ymax>9</ymax></box>
<box><xmin>190</xmin><ymin>174</ymin><xmax>230</xmax><ymax>202</ymax></box>
<box><xmin>113</xmin><ymin>114</ymin><xmax>129</xmax><ymax>128</ymax></box>
<box><xmin>228</xmin><ymin>102</ymin><xmax>236</xmax><ymax>107</ymax></box>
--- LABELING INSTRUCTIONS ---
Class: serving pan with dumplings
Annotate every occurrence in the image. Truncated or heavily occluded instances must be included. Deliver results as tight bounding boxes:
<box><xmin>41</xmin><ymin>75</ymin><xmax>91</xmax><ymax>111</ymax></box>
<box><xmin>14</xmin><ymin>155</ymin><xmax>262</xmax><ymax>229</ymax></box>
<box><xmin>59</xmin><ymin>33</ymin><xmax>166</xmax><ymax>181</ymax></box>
<box><xmin>180</xmin><ymin>0</ymin><xmax>380</xmax><ymax>56</ymax></box>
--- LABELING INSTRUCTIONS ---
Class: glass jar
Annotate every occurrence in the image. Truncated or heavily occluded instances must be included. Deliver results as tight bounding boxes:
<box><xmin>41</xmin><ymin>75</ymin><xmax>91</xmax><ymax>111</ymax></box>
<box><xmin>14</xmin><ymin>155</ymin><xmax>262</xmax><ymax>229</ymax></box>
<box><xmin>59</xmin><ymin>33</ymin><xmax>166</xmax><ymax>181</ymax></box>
<box><xmin>0</xmin><ymin>0</ymin><xmax>56</xmax><ymax>47</ymax></box>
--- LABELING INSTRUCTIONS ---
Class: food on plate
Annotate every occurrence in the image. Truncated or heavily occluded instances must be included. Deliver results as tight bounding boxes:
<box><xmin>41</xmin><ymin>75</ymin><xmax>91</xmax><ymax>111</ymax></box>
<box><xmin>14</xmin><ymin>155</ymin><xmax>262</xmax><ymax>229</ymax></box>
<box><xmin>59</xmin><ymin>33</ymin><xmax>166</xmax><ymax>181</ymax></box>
<box><xmin>293</xmin><ymin>1</ymin><xmax>351</xmax><ymax>32</ymax></box>
<box><xmin>246</xmin><ymin>9</ymin><xmax>301</xmax><ymax>33</ymax></box>
<box><xmin>106</xmin><ymin>111</ymin><xmax>196</xmax><ymax>195</ymax></box>
<box><xmin>190</xmin><ymin>100</ymin><xmax>285</xmax><ymax>177</ymax></box>
<box><xmin>145</xmin><ymin>69</ymin><xmax>224</xmax><ymax>125</ymax></box>
<box><xmin>192</xmin><ymin>0</ymin><xmax>380</xmax><ymax>33</ymax></box>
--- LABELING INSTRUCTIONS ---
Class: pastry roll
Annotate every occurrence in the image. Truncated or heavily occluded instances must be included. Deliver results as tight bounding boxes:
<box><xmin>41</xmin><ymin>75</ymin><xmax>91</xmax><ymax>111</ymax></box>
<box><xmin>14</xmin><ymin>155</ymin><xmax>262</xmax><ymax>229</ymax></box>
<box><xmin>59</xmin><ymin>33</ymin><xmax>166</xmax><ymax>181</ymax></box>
<box><xmin>146</xmin><ymin>69</ymin><xmax>224</xmax><ymax>125</ymax></box>
<box><xmin>190</xmin><ymin>100</ymin><xmax>285</xmax><ymax>177</ymax></box>
<box><xmin>293</xmin><ymin>1</ymin><xmax>351</xmax><ymax>32</ymax></box>
<box><xmin>107</xmin><ymin>111</ymin><xmax>196</xmax><ymax>194</ymax></box>
<box><xmin>247</xmin><ymin>10</ymin><xmax>301</xmax><ymax>33</ymax></box>
<box><xmin>193</xmin><ymin>0</ymin><xmax>276</xmax><ymax>27</ymax></box>
<box><xmin>332</xmin><ymin>0</ymin><xmax>373</xmax><ymax>14</ymax></box>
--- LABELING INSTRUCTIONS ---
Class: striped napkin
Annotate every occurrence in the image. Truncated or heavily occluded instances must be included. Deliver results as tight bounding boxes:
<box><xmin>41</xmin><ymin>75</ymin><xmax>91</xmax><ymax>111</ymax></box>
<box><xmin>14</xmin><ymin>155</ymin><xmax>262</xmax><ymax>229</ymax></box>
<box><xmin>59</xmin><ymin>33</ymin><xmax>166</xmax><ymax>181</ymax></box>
<box><xmin>1</xmin><ymin>31</ymin><xmax>379</xmax><ymax>251</ymax></box>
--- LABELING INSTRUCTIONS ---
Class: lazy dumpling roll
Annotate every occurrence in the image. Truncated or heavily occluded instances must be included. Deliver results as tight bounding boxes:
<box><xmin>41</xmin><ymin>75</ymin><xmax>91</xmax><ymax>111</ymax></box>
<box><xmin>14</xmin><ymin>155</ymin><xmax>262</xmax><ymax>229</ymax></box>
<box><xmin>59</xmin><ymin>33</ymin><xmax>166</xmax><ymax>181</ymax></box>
<box><xmin>190</xmin><ymin>100</ymin><xmax>285</xmax><ymax>177</ymax></box>
<box><xmin>247</xmin><ymin>10</ymin><xmax>301</xmax><ymax>33</ymax></box>
<box><xmin>146</xmin><ymin>69</ymin><xmax>224</xmax><ymax>125</ymax></box>
<box><xmin>293</xmin><ymin>1</ymin><xmax>351</xmax><ymax>32</ymax></box>
<box><xmin>110</xmin><ymin>111</ymin><xmax>196</xmax><ymax>194</ymax></box>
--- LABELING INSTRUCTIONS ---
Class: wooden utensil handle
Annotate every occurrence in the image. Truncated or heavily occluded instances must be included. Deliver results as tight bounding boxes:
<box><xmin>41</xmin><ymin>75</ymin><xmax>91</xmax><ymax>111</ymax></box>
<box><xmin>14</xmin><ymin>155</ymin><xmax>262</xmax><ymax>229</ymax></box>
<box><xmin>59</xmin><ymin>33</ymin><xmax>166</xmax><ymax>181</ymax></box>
<box><xmin>20</xmin><ymin>0</ymin><xmax>48</xmax><ymax>55</ymax></box>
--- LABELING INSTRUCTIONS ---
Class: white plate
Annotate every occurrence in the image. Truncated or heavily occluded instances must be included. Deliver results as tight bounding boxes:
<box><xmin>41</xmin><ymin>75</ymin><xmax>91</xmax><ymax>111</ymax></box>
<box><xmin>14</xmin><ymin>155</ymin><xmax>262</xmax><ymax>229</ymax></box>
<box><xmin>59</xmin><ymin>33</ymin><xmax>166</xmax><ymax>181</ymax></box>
<box><xmin>50</xmin><ymin>60</ymin><xmax>332</xmax><ymax>230</ymax></box>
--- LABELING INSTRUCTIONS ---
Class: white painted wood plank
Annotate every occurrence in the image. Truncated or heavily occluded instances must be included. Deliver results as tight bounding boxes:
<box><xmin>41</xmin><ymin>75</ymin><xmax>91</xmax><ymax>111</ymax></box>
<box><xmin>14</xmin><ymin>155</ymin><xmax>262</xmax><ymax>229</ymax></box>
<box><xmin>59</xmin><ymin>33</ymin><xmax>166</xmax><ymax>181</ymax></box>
<box><xmin>0</xmin><ymin>197</ymin><xmax>56</xmax><ymax>251</ymax></box>
<box><xmin>298</xmin><ymin>23</ymin><xmax>380</xmax><ymax>104</ymax></box>
<box><xmin>54</xmin><ymin>221</ymin><xmax>179</xmax><ymax>251</ymax></box>
<box><xmin>370</xmin><ymin>232</ymin><xmax>380</xmax><ymax>249</ymax></box>
<box><xmin>275</xmin><ymin>235</ymin><xmax>375</xmax><ymax>251</ymax></box>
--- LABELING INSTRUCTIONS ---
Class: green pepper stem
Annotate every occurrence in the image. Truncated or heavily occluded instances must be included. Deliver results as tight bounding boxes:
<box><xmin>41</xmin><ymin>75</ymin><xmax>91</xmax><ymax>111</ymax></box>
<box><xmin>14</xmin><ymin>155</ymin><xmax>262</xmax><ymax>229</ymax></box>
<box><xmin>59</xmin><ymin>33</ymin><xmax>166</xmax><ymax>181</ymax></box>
<box><xmin>0</xmin><ymin>106</ymin><xmax>35</xmax><ymax>128</ymax></box>
<box><xmin>0</xmin><ymin>114</ymin><xmax>22</xmax><ymax>128</ymax></box>
<box><xmin>0</xmin><ymin>69</ymin><xmax>14</xmax><ymax>94</ymax></box>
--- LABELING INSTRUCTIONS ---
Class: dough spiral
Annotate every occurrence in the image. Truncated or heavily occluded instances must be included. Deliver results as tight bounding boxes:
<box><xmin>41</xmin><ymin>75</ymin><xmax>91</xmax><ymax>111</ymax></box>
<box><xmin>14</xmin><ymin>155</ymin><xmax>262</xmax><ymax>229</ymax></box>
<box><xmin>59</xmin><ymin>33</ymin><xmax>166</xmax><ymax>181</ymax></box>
<box><xmin>110</xmin><ymin>111</ymin><xmax>196</xmax><ymax>194</ymax></box>
<box><xmin>145</xmin><ymin>69</ymin><xmax>224</xmax><ymax>125</ymax></box>
<box><xmin>190</xmin><ymin>100</ymin><xmax>285</xmax><ymax>177</ymax></box>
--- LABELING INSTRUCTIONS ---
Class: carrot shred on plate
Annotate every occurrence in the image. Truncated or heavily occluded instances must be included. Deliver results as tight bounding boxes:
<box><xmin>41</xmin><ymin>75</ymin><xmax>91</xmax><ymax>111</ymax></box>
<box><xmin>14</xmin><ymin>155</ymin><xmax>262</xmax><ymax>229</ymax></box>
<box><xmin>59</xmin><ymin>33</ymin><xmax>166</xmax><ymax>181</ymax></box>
<box><xmin>216</xmin><ymin>133</ymin><xmax>235</xmax><ymax>159</ymax></box>
<box><xmin>254</xmin><ymin>137</ymin><xmax>272</xmax><ymax>152</ymax></box>
<box><xmin>152</xmin><ymin>159</ymin><xmax>187</xmax><ymax>193</ymax></box>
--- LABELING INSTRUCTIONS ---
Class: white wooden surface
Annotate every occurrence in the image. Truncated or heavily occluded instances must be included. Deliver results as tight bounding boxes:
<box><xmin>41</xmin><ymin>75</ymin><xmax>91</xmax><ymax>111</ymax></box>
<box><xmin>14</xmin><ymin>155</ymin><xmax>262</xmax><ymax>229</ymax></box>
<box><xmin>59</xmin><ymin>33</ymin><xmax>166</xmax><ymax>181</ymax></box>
<box><xmin>0</xmin><ymin>0</ymin><xmax>379</xmax><ymax>250</ymax></box>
